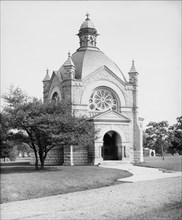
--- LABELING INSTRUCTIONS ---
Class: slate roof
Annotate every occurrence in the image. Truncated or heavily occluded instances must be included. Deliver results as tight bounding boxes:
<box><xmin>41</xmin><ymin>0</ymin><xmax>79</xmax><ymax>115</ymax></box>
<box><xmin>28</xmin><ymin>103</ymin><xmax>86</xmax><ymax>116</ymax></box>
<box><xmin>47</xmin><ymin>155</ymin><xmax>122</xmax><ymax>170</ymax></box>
<box><xmin>71</xmin><ymin>49</ymin><xmax>126</xmax><ymax>82</ymax></box>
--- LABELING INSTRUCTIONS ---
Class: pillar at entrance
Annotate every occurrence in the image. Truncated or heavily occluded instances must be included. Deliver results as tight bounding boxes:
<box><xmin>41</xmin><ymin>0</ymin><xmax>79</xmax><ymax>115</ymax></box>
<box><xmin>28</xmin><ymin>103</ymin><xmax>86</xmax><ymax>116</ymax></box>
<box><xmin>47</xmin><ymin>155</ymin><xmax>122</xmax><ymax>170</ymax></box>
<box><xmin>94</xmin><ymin>142</ymin><xmax>103</xmax><ymax>165</ymax></box>
<box><xmin>117</xmin><ymin>145</ymin><xmax>122</xmax><ymax>160</ymax></box>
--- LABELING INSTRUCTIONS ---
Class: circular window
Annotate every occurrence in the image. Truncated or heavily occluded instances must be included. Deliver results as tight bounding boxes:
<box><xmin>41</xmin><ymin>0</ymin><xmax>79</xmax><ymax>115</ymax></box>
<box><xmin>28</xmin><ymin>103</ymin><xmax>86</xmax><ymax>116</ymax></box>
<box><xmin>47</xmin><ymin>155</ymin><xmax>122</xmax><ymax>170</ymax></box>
<box><xmin>89</xmin><ymin>89</ymin><xmax>117</xmax><ymax>111</ymax></box>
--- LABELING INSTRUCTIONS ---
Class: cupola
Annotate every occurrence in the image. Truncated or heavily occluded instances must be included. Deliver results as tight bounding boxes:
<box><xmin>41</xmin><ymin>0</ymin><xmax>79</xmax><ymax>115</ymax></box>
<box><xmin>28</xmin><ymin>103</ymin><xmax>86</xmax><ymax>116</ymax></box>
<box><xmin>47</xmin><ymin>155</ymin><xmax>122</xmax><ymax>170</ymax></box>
<box><xmin>77</xmin><ymin>13</ymin><xmax>99</xmax><ymax>50</ymax></box>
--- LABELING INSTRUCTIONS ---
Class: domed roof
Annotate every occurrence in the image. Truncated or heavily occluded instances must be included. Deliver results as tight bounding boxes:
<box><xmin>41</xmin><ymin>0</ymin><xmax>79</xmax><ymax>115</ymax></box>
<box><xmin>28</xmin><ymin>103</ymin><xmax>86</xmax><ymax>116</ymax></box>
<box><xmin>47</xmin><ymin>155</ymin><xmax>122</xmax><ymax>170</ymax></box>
<box><xmin>79</xmin><ymin>13</ymin><xmax>96</xmax><ymax>30</ymax></box>
<box><xmin>80</xmin><ymin>19</ymin><xmax>96</xmax><ymax>30</ymax></box>
<box><xmin>71</xmin><ymin>49</ymin><xmax>126</xmax><ymax>82</ymax></box>
<box><xmin>57</xmin><ymin>14</ymin><xmax>126</xmax><ymax>83</ymax></box>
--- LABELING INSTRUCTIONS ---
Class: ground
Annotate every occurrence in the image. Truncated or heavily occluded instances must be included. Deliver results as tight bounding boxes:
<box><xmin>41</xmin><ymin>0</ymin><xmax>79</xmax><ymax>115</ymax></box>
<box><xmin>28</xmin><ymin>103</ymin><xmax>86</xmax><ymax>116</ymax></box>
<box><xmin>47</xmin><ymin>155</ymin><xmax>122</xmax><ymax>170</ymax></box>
<box><xmin>1</xmin><ymin>177</ymin><xmax>181</xmax><ymax>220</ymax></box>
<box><xmin>0</xmin><ymin>155</ymin><xmax>182</xmax><ymax>220</ymax></box>
<box><xmin>0</xmin><ymin>157</ymin><xmax>132</xmax><ymax>203</ymax></box>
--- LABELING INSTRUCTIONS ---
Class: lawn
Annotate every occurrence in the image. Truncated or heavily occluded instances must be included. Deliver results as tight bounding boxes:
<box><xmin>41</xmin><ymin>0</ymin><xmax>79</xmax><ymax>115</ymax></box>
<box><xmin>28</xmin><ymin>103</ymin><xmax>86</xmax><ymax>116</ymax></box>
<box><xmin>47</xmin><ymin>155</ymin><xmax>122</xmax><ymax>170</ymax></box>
<box><xmin>135</xmin><ymin>155</ymin><xmax>182</xmax><ymax>171</ymax></box>
<box><xmin>0</xmin><ymin>159</ymin><xmax>132</xmax><ymax>204</ymax></box>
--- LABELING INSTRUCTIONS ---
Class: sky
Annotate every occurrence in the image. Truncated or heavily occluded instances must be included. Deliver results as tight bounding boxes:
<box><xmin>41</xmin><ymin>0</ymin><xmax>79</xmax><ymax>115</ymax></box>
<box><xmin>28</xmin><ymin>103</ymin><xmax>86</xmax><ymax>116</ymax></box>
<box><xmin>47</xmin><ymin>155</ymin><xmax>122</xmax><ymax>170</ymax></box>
<box><xmin>1</xmin><ymin>1</ymin><xmax>181</xmax><ymax>127</ymax></box>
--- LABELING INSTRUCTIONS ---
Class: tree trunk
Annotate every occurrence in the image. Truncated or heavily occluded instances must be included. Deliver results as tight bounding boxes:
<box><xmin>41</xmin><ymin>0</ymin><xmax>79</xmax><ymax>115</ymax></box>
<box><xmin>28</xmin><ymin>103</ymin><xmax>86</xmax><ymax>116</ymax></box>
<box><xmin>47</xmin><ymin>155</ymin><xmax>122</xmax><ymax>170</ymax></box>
<box><xmin>40</xmin><ymin>160</ymin><xmax>45</xmax><ymax>169</ymax></box>
<box><xmin>39</xmin><ymin>152</ymin><xmax>45</xmax><ymax>169</ymax></box>
<box><xmin>33</xmin><ymin>148</ymin><xmax>39</xmax><ymax>170</ymax></box>
<box><xmin>161</xmin><ymin>145</ymin><xmax>165</xmax><ymax>160</ymax></box>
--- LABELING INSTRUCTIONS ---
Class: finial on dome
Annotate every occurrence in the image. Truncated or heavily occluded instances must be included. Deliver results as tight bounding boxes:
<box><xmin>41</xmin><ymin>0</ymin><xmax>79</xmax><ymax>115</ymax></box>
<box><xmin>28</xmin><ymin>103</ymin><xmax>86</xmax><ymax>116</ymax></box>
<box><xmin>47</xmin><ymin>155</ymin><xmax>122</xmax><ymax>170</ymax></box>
<box><xmin>86</xmin><ymin>12</ymin><xmax>90</xmax><ymax>20</ymax></box>
<box><xmin>68</xmin><ymin>51</ymin><xmax>71</xmax><ymax>57</ymax></box>
<box><xmin>46</xmin><ymin>68</ymin><xmax>49</xmax><ymax>74</ymax></box>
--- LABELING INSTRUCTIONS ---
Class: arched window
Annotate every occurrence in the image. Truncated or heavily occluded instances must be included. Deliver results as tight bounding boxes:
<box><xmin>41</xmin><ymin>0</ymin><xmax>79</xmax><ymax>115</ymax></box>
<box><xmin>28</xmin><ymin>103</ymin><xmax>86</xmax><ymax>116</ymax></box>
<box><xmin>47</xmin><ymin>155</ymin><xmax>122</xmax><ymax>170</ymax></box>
<box><xmin>89</xmin><ymin>88</ymin><xmax>118</xmax><ymax>112</ymax></box>
<box><xmin>51</xmin><ymin>92</ymin><xmax>60</xmax><ymax>103</ymax></box>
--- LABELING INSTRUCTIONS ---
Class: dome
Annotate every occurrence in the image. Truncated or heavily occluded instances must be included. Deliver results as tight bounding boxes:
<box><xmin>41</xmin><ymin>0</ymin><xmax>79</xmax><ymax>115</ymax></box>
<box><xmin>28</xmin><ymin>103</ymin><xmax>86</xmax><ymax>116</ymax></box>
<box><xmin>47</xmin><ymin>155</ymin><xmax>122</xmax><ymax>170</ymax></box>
<box><xmin>71</xmin><ymin>49</ymin><xmax>126</xmax><ymax>82</ymax></box>
<box><xmin>80</xmin><ymin>19</ymin><xmax>96</xmax><ymax>30</ymax></box>
<box><xmin>79</xmin><ymin>13</ymin><xmax>96</xmax><ymax>30</ymax></box>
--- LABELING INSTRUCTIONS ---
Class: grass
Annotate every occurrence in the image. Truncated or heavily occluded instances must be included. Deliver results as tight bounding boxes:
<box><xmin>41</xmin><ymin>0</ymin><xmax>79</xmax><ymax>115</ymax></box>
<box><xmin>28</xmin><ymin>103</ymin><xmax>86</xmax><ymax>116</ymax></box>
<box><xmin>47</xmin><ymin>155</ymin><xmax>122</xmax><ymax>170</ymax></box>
<box><xmin>134</xmin><ymin>155</ymin><xmax>182</xmax><ymax>171</ymax></box>
<box><xmin>1</xmin><ymin>155</ymin><xmax>181</xmax><ymax>204</ymax></box>
<box><xmin>0</xmin><ymin>159</ymin><xmax>132</xmax><ymax>204</ymax></box>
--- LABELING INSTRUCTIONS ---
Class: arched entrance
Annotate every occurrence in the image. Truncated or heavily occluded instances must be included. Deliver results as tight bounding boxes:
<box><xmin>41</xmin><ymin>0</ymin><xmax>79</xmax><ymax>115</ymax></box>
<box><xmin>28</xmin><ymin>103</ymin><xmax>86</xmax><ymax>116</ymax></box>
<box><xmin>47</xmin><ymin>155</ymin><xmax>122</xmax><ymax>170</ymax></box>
<box><xmin>102</xmin><ymin>130</ymin><xmax>122</xmax><ymax>160</ymax></box>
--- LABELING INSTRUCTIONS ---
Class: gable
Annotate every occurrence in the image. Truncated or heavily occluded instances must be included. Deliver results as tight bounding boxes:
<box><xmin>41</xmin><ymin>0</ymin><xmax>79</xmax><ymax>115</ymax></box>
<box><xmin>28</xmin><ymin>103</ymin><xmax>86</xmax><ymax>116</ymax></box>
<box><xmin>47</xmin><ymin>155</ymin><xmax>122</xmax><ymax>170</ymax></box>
<box><xmin>50</xmin><ymin>71</ymin><xmax>63</xmax><ymax>84</ymax></box>
<box><xmin>83</xmin><ymin>65</ymin><xmax>126</xmax><ymax>87</ymax></box>
<box><xmin>91</xmin><ymin>110</ymin><xmax>131</xmax><ymax>123</ymax></box>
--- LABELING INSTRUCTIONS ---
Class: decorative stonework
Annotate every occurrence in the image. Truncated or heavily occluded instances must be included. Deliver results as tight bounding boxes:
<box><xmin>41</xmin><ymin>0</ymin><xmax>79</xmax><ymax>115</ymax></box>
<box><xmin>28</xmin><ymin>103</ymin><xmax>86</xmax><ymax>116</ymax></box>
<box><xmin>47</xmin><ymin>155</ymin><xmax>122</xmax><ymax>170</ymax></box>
<box><xmin>83</xmin><ymin>68</ymin><xmax>125</xmax><ymax>92</ymax></box>
<box><xmin>89</xmin><ymin>88</ymin><xmax>117</xmax><ymax>112</ymax></box>
<box><xmin>125</xmin><ymin>85</ymin><xmax>134</xmax><ymax>90</ymax></box>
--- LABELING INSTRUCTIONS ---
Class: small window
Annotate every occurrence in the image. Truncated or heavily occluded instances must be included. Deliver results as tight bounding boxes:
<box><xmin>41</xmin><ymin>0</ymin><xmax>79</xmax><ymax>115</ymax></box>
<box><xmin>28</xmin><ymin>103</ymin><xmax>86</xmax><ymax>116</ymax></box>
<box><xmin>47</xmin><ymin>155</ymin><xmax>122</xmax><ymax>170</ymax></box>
<box><xmin>52</xmin><ymin>92</ymin><xmax>60</xmax><ymax>103</ymax></box>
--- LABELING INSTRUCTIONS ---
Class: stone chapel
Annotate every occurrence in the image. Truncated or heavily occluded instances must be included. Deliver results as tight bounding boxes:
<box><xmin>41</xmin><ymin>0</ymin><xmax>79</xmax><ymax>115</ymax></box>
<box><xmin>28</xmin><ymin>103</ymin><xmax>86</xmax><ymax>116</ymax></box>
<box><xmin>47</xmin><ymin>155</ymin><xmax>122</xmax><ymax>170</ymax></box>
<box><xmin>42</xmin><ymin>14</ymin><xmax>144</xmax><ymax>166</ymax></box>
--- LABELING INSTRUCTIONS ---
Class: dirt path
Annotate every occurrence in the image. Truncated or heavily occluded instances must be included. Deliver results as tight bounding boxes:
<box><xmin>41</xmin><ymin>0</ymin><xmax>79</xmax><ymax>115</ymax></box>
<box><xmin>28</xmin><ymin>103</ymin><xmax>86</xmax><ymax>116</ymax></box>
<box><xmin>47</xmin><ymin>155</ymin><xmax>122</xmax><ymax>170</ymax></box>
<box><xmin>1</xmin><ymin>177</ymin><xmax>181</xmax><ymax>220</ymax></box>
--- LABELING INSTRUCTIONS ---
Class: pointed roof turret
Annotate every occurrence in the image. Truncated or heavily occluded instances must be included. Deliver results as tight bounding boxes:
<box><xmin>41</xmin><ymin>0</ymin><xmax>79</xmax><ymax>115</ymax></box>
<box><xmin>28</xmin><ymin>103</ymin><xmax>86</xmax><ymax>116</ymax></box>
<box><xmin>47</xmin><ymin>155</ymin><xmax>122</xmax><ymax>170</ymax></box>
<box><xmin>43</xmin><ymin>69</ymin><xmax>50</xmax><ymax>82</ymax></box>
<box><xmin>129</xmin><ymin>60</ymin><xmax>137</xmax><ymax>73</ymax></box>
<box><xmin>63</xmin><ymin>52</ymin><xmax>75</xmax><ymax>67</ymax></box>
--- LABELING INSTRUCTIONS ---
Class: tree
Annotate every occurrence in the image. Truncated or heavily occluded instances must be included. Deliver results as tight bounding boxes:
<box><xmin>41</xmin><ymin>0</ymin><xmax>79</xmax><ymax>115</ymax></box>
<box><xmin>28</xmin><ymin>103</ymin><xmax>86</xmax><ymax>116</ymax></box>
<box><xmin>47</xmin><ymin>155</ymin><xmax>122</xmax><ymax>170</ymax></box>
<box><xmin>3</xmin><ymin>86</ymin><xmax>97</xmax><ymax>169</ymax></box>
<box><xmin>0</xmin><ymin>113</ymin><xmax>17</xmax><ymax>161</ymax></box>
<box><xmin>168</xmin><ymin>116</ymin><xmax>182</xmax><ymax>155</ymax></box>
<box><xmin>3</xmin><ymin>85</ymin><xmax>29</xmax><ymax>107</ymax></box>
<box><xmin>145</xmin><ymin>121</ymin><xmax>169</xmax><ymax>160</ymax></box>
<box><xmin>16</xmin><ymin>143</ymin><xmax>31</xmax><ymax>157</ymax></box>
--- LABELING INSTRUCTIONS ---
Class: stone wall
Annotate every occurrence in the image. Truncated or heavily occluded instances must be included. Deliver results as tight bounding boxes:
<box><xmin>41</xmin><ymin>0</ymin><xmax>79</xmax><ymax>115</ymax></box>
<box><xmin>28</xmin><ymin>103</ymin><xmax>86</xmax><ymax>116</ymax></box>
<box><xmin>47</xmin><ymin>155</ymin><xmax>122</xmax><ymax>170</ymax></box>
<box><xmin>64</xmin><ymin>145</ymin><xmax>89</xmax><ymax>166</ymax></box>
<box><xmin>73</xmin><ymin>146</ymin><xmax>88</xmax><ymax>165</ymax></box>
<box><xmin>45</xmin><ymin>146</ymin><xmax>64</xmax><ymax>165</ymax></box>
<box><xmin>30</xmin><ymin>146</ymin><xmax>64</xmax><ymax>166</ymax></box>
<box><xmin>64</xmin><ymin>146</ymin><xmax>72</xmax><ymax>166</ymax></box>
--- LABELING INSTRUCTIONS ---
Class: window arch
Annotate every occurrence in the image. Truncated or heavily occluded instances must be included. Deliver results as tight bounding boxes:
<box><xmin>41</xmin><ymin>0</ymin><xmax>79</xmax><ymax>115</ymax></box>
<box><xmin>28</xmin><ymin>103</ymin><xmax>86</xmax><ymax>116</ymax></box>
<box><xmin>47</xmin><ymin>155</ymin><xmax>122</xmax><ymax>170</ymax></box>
<box><xmin>51</xmin><ymin>92</ymin><xmax>60</xmax><ymax>103</ymax></box>
<box><xmin>89</xmin><ymin>88</ymin><xmax>118</xmax><ymax>112</ymax></box>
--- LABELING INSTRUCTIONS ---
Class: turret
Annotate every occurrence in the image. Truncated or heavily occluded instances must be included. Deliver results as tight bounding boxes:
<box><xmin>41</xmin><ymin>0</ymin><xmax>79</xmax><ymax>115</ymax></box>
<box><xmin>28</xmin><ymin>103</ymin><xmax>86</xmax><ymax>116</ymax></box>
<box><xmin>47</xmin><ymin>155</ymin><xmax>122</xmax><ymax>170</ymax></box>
<box><xmin>42</xmin><ymin>69</ymin><xmax>50</xmax><ymax>103</ymax></box>
<box><xmin>128</xmin><ymin>60</ymin><xmax>139</xmax><ymax>112</ymax></box>
<box><xmin>128</xmin><ymin>60</ymin><xmax>143</xmax><ymax>163</ymax></box>
<box><xmin>77</xmin><ymin>13</ymin><xmax>99</xmax><ymax>50</ymax></box>
<box><xmin>63</xmin><ymin>52</ymin><xmax>75</xmax><ymax>80</ymax></box>
<box><xmin>128</xmin><ymin>60</ymin><xmax>138</xmax><ymax>85</ymax></box>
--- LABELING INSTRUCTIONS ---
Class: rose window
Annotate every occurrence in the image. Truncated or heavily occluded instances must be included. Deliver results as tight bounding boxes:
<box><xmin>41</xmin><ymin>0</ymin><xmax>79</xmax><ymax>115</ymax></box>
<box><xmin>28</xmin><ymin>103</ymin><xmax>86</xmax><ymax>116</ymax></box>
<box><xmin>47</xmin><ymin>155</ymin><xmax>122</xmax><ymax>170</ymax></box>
<box><xmin>89</xmin><ymin>89</ymin><xmax>117</xmax><ymax>111</ymax></box>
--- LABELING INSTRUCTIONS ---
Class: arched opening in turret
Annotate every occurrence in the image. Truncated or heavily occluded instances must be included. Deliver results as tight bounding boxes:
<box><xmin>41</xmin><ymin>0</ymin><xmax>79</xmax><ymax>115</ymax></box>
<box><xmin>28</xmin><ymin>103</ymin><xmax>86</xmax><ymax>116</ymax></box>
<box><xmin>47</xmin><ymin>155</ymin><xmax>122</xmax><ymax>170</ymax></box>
<box><xmin>51</xmin><ymin>92</ymin><xmax>60</xmax><ymax>103</ymax></box>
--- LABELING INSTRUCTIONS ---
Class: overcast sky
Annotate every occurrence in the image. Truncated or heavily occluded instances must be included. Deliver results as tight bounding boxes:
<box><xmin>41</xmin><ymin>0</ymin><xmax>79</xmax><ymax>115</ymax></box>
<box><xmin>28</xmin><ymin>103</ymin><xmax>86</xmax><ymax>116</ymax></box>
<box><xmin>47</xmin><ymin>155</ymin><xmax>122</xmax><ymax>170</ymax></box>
<box><xmin>1</xmin><ymin>1</ymin><xmax>181</xmax><ymax>127</ymax></box>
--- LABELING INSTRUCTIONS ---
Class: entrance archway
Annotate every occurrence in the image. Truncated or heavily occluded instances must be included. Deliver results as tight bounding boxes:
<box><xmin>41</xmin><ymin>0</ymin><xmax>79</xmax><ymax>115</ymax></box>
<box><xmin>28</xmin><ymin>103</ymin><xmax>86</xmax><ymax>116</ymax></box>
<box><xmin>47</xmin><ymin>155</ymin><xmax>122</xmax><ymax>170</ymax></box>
<box><xmin>102</xmin><ymin>130</ymin><xmax>122</xmax><ymax>160</ymax></box>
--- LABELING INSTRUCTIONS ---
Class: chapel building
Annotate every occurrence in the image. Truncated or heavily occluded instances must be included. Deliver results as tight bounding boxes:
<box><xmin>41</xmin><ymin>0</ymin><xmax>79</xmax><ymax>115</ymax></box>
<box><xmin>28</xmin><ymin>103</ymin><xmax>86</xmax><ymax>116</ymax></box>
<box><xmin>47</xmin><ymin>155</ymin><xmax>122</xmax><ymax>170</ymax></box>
<box><xmin>42</xmin><ymin>14</ymin><xmax>144</xmax><ymax>165</ymax></box>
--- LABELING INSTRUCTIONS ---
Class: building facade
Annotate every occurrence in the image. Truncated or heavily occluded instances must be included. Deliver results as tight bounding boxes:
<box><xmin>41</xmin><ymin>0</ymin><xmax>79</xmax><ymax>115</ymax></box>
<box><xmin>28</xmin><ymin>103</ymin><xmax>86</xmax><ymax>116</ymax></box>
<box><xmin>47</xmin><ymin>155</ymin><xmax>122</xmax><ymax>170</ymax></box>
<box><xmin>42</xmin><ymin>14</ymin><xmax>143</xmax><ymax>165</ymax></box>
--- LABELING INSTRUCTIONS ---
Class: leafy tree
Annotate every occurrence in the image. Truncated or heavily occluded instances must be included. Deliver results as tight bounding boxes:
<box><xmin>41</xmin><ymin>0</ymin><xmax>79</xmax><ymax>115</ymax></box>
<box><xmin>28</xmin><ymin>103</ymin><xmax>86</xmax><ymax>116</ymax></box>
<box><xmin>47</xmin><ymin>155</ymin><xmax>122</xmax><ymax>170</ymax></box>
<box><xmin>3</xmin><ymin>86</ymin><xmax>97</xmax><ymax>169</ymax></box>
<box><xmin>3</xmin><ymin>85</ymin><xmax>29</xmax><ymax>107</ymax></box>
<box><xmin>0</xmin><ymin>113</ymin><xmax>17</xmax><ymax>161</ymax></box>
<box><xmin>145</xmin><ymin>121</ymin><xmax>169</xmax><ymax>160</ymax></box>
<box><xmin>16</xmin><ymin>143</ymin><xmax>31</xmax><ymax>157</ymax></box>
<box><xmin>168</xmin><ymin>116</ymin><xmax>182</xmax><ymax>155</ymax></box>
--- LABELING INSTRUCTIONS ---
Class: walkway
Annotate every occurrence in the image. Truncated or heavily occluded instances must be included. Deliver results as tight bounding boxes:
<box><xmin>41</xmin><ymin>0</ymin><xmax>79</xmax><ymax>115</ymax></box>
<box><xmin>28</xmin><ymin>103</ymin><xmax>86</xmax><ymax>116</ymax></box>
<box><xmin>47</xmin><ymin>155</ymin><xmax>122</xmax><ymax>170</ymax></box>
<box><xmin>99</xmin><ymin>160</ymin><xmax>182</xmax><ymax>182</ymax></box>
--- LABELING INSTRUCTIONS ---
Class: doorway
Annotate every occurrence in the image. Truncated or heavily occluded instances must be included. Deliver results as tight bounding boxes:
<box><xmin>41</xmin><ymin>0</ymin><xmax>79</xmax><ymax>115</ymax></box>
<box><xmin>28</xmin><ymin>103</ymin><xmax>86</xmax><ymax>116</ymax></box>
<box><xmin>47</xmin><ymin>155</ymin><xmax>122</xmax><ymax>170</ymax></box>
<box><xmin>102</xmin><ymin>131</ymin><xmax>122</xmax><ymax>160</ymax></box>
